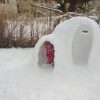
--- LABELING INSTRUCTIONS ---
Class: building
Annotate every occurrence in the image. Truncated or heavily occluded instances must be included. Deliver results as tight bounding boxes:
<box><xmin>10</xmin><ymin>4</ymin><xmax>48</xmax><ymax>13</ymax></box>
<box><xmin>0</xmin><ymin>0</ymin><xmax>57</xmax><ymax>14</ymax></box>
<box><xmin>0</xmin><ymin>0</ymin><xmax>17</xmax><ymax>13</ymax></box>
<box><xmin>17</xmin><ymin>0</ymin><xmax>33</xmax><ymax>13</ymax></box>
<box><xmin>0</xmin><ymin>0</ymin><xmax>35</xmax><ymax>14</ymax></box>
<box><xmin>17</xmin><ymin>0</ymin><xmax>58</xmax><ymax>13</ymax></box>
<box><xmin>94</xmin><ymin>0</ymin><xmax>100</xmax><ymax>19</ymax></box>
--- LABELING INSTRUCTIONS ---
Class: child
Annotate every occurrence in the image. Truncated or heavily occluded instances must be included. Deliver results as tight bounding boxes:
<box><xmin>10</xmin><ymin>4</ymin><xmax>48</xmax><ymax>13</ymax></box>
<box><xmin>45</xmin><ymin>42</ymin><xmax>55</xmax><ymax>66</ymax></box>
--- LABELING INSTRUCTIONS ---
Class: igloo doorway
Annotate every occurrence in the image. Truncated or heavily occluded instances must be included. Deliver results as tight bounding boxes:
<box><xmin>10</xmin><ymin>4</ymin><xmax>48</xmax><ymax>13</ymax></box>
<box><xmin>38</xmin><ymin>41</ymin><xmax>55</xmax><ymax>66</ymax></box>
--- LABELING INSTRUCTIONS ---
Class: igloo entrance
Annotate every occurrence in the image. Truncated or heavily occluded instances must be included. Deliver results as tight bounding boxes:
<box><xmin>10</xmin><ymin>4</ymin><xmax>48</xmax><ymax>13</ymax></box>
<box><xmin>38</xmin><ymin>41</ymin><xmax>55</xmax><ymax>66</ymax></box>
<box><xmin>72</xmin><ymin>28</ymin><xmax>93</xmax><ymax>65</ymax></box>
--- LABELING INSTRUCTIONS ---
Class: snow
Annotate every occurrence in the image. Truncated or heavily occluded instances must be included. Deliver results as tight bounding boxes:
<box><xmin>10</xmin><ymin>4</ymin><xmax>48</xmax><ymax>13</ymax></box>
<box><xmin>0</xmin><ymin>17</ymin><xmax>100</xmax><ymax>100</ymax></box>
<box><xmin>35</xmin><ymin>16</ymin><xmax>100</xmax><ymax>67</ymax></box>
<box><xmin>0</xmin><ymin>48</ymin><xmax>100</xmax><ymax>100</ymax></box>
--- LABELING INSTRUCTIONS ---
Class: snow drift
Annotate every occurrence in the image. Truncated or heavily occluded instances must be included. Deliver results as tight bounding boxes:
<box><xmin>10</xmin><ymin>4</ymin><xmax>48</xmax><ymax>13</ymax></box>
<box><xmin>34</xmin><ymin>16</ymin><xmax>100</xmax><ymax>68</ymax></box>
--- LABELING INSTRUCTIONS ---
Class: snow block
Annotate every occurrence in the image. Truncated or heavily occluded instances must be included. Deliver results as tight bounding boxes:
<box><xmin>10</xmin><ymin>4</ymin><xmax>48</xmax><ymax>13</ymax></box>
<box><xmin>34</xmin><ymin>17</ymin><xmax>100</xmax><ymax>67</ymax></box>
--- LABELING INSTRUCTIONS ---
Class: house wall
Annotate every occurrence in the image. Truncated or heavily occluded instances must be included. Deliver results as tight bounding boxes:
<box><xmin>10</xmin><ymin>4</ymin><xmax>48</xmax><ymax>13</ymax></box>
<box><xmin>0</xmin><ymin>0</ymin><xmax>17</xmax><ymax>13</ymax></box>
<box><xmin>95</xmin><ymin>0</ymin><xmax>100</xmax><ymax>8</ymax></box>
<box><xmin>95</xmin><ymin>0</ymin><xmax>100</xmax><ymax>19</ymax></box>
<box><xmin>17</xmin><ymin>0</ymin><xmax>33</xmax><ymax>13</ymax></box>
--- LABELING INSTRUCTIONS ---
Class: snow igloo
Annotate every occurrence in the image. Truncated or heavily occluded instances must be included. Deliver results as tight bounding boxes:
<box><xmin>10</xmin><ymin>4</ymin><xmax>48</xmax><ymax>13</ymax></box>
<box><xmin>34</xmin><ymin>17</ymin><xmax>100</xmax><ymax>67</ymax></box>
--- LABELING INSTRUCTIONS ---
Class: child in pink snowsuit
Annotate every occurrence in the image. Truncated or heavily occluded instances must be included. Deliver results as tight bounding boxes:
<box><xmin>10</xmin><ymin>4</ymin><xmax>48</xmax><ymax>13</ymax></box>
<box><xmin>45</xmin><ymin>43</ymin><xmax>55</xmax><ymax>66</ymax></box>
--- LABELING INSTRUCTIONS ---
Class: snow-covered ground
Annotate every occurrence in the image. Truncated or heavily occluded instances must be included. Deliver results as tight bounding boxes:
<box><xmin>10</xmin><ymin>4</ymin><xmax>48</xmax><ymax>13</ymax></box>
<box><xmin>0</xmin><ymin>48</ymin><xmax>100</xmax><ymax>100</ymax></box>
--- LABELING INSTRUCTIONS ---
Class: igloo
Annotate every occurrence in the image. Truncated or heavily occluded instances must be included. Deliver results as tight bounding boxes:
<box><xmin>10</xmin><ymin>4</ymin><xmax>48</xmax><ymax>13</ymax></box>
<box><xmin>34</xmin><ymin>17</ymin><xmax>100</xmax><ymax>67</ymax></box>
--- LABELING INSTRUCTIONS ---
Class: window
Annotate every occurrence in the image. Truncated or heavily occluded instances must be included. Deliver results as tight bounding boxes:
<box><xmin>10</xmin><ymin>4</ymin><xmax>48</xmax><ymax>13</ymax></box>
<box><xmin>0</xmin><ymin>0</ymin><xmax>4</xmax><ymax>3</ymax></box>
<box><xmin>0</xmin><ymin>0</ymin><xmax>1</xmax><ymax>3</ymax></box>
<box><xmin>7</xmin><ymin>0</ymin><xmax>9</xmax><ymax>3</ymax></box>
<box><xmin>3</xmin><ymin>0</ymin><xmax>5</xmax><ymax>3</ymax></box>
<box><xmin>0</xmin><ymin>0</ymin><xmax>9</xmax><ymax>4</ymax></box>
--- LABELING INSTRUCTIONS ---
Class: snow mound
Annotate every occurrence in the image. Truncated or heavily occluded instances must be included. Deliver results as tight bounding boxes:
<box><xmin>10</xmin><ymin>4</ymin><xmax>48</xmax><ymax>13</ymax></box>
<box><xmin>34</xmin><ymin>16</ymin><xmax>100</xmax><ymax>68</ymax></box>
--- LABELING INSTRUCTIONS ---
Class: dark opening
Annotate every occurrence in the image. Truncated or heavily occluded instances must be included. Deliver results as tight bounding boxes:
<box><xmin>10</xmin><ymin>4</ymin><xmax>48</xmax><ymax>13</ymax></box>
<box><xmin>38</xmin><ymin>41</ymin><xmax>55</xmax><ymax>67</ymax></box>
<box><xmin>82</xmin><ymin>30</ymin><xmax>88</xmax><ymax>33</ymax></box>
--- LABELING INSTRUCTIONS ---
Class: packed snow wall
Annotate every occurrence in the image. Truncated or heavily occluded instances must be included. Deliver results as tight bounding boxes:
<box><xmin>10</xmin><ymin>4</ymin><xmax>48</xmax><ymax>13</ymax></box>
<box><xmin>34</xmin><ymin>16</ymin><xmax>100</xmax><ymax>68</ymax></box>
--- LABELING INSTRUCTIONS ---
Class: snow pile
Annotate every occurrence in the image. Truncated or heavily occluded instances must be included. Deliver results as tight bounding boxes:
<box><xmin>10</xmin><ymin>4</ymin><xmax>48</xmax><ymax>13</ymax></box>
<box><xmin>0</xmin><ymin>48</ymin><xmax>100</xmax><ymax>100</ymax></box>
<box><xmin>34</xmin><ymin>16</ymin><xmax>100</xmax><ymax>68</ymax></box>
